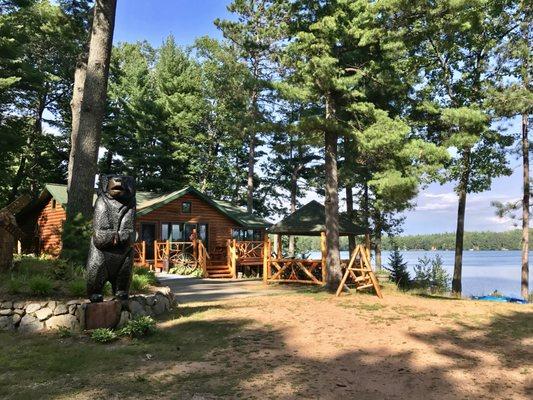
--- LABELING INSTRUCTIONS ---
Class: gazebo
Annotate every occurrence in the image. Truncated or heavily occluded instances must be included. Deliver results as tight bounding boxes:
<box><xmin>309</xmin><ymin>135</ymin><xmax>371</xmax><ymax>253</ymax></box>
<box><xmin>263</xmin><ymin>200</ymin><xmax>365</xmax><ymax>285</ymax></box>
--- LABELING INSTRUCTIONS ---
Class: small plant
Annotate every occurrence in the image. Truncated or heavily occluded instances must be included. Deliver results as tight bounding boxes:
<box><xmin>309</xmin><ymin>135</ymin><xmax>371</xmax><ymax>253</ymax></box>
<box><xmin>57</xmin><ymin>326</ymin><xmax>73</xmax><ymax>338</ymax></box>
<box><xmin>130</xmin><ymin>274</ymin><xmax>152</xmax><ymax>293</ymax></box>
<box><xmin>68</xmin><ymin>279</ymin><xmax>86</xmax><ymax>298</ymax></box>
<box><xmin>91</xmin><ymin>328</ymin><xmax>118</xmax><ymax>343</ymax></box>
<box><xmin>133</xmin><ymin>267</ymin><xmax>157</xmax><ymax>285</ymax></box>
<box><xmin>120</xmin><ymin>316</ymin><xmax>157</xmax><ymax>338</ymax></box>
<box><xmin>168</xmin><ymin>265</ymin><xmax>203</xmax><ymax>277</ymax></box>
<box><xmin>28</xmin><ymin>275</ymin><xmax>54</xmax><ymax>296</ymax></box>
<box><xmin>6</xmin><ymin>277</ymin><xmax>24</xmax><ymax>294</ymax></box>
<box><xmin>413</xmin><ymin>255</ymin><xmax>450</xmax><ymax>293</ymax></box>
<box><xmin>384</xmin><ymin>247</ymin><xmax>411</xmax><ymax>290</ymax></box>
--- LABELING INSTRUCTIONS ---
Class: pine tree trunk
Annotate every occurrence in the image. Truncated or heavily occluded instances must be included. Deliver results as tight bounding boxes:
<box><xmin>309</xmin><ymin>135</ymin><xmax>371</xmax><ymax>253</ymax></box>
<box><xmin>344</xmin><ymin>136</ymin><xmax>355</xmax><ymax>253</ymax></box>
<box><xmin>68</xmin><ymin>54</ymin><xmax>88</xmax><ymax>187</ymax></box>
<box><xmin>288</xmin><ymin>169</ymin><xmax>297</xmax><ymax>257</ymax></box>
<box><xmin>374</xmin><ymin>213</ymin><xmax>382</xmax><ymax>270</ymax></box>
<box><xmin>324</xmin><ymin>96</ymin><xmax>341</xmax><ymax>291</ymax></box>
<box><xmin>453</xmin><ymin>150</ymin><xmax>471</xmax><ymax>296</ymax></box>
<box><xmin>247</xmin><ymin>134</ymin><xmax>255</xmax><ymax>213</ymax></box>
<box><xmin>521</xmin><ymin>112</ymin><xmax>529</xmax><ymax>299</ymax></box>
<box><xmin>66</xmin><ymin>0</ymin><xmax>117</xmax><ymax>222</ymax></box>
<box><xmin>346</xmin><ymin>186</ymin><xmax>355</xmax><ymax>254</ymax></box>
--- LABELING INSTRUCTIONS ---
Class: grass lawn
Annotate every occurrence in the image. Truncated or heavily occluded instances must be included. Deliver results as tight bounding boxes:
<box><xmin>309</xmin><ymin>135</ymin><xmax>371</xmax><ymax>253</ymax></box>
<box><xmin>0</xmin><ymin>285</ymin><xmax>531</xmax><ymax>399</ymax></box>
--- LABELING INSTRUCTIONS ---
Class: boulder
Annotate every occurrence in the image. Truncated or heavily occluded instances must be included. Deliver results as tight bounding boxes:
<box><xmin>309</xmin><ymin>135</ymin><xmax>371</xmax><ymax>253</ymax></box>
<box><xmin>12</xmin><ymin>313</ymin><xmax>22</xmax><ymax>326</ymax></box>
<box><xmin>129</xmin><ymin>300</ymin><xmax>146</xmax><ymax>317</ymax></box>
<box><xmin>19</xmin><ymin>314</ymin><xmax>44</xmax><ymax>333</ymax></box>
<box><xmin>0</xmin><ymin>309</ymin><xmax>13</xmax><ymax>316</ymax></box>
<box><xmin>25</xmin><ymin>303</ymin><xmax>42</xmax><ymax>314</ymax></box>
<box><xmin>46</xmin><ymin>314</ymin><xmax>78</xmax><ymax>331</ymax></box>
<box><xmin>1</xmin><ymin>301</ymin><xmax>13</xmax><ymax>309</ymax></box>
<box><xmin>53</xmin><ymin>303</ymin><xmax>68</xmax><ymax>315</ymax></box>
<box><xmin>13</xmin><ymin>301</ymin><xmax>26</xmax><ymax>309</ymax></box>
<box><xmin>35</xmin><ymin>307</ymin><xmax>53</xmax><ymax>321</ymax></box>
<box><xmin>0</xmin><ymin>316</ymin><xmax>14</xmax><ymax>330</ymax></box>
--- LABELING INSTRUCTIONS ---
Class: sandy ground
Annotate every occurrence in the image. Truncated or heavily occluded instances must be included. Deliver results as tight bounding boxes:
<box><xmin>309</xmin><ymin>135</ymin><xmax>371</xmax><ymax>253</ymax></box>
<box><xmin>1</xmin><ymin>284</ymin><xmax>531</xmax><ymax>400</ymax></box>
<box><xmin>150</xmin><ymin>287</ymin><xmax>532</xmax><ymax>400</ymax></box>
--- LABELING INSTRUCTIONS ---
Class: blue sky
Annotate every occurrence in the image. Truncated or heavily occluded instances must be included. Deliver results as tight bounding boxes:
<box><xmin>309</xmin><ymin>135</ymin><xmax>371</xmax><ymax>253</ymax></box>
<box><xmin>112</xmin><ymin>0</ymin><xmax>524</xmax><ymax>235</ymax></box>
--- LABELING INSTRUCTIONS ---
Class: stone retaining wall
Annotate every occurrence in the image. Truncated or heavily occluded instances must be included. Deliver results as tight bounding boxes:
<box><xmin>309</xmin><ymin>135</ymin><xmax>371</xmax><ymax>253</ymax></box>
<box><xmin>0</xmin><ymin>287</ymin><xmax>175</xmax><ymax>333</ymax></box>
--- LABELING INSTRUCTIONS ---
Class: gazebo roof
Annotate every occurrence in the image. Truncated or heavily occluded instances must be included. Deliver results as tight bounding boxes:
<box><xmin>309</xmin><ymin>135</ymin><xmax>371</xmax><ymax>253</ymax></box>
<box><xmin>268</xmin><ymin>200</ymin><xmax>365</xmax><ymax>236</ymax></box>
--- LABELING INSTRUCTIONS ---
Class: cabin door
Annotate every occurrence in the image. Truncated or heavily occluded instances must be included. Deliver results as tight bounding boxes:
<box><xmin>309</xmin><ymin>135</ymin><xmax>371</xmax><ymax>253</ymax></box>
<box><xmin>140</xmin><ymin>223</ymin><xmax>156</xmax><ymax>260</ymax></box>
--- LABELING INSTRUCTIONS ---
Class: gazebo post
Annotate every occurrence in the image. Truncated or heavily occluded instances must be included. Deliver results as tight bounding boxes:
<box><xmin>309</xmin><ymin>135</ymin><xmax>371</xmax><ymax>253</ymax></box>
<box><xmin>276</xmin><ymin>234</ymin><xmax>282</xmax><ymax>259</ymax></box>
<box><xmin>320</xmin><ymin>231</ymin><xmax>327</xmax><ymax>284</ymax></box>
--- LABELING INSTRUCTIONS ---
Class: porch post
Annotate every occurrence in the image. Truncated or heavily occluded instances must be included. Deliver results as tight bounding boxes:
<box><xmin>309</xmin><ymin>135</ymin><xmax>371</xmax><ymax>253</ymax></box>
<box><xmin>276</xmin><ymin>234</ymin><xmax>282</xmax><ymax>259</ymax></box>
<box><xmin>141</xmin><ymin>241</ymin><xmax>146</xmax><ymax>266</ymax></box>
<box><xmin>263</xmin><ymin>235</ymin><xmax>269</xmax><ymax>283</ymax></box>
<box><xmin>320</xmin><ymin>232</ymin><xmax>327</xmax><ymax>284</ymax></box>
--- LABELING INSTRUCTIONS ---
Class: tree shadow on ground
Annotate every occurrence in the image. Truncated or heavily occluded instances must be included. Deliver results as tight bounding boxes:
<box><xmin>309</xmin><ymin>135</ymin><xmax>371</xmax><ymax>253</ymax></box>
<box><xmin>0</xmin><ymin>305</ymin><xmax>531</xmax><ymax>399</ymax></box>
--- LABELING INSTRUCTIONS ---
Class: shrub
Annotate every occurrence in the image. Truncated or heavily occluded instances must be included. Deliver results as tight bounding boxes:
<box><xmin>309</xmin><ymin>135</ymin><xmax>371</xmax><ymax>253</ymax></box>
<box><xmin>61</xmin><ymin>214</ymin><xmax>92</xmax><ymax>264</ymax></box>
<box><xmin>133</xmin><ymin>267</ymin><xmax>157</xmax><ymax>285</ymax></box>
<box><xmin>413</xmin><ymin>255</ymin><xmax>450</xmax><ymax>293</ymax></box>
<box><xmin>91</xmin><ymin>328</ymin><xmax>118</xmax><ymax>343</ymax></box>
<box><xmin>168</xmin><ymin>265</ymin><xmax>203</xmax><ymax>277</ymax></box>
<box><xmin>6</xmin><ymin>277</ymin><xmax>24</xmax><ymax>294</ymax></box>
<box><xmin>130</xmin><ymin>274</ymin><xmax>151</xmax><ymax>293</ymax></box>
<box><xmin>384</xmin><ymin>247</ymin><xmax>411</xmax><ymax>290</ymax></box>
<box><xmin>28</xmin><ymin>275</ymin><xmax>54</xmax><ymax>296</ymax></box>
<box><xmin>120</xmin><ymin>316</ymin><xmax>157</xmax><ymax>338</ymax></box>
<box><xmin>68</xmin><ymin>279</ymin><xmax>86</xmax><ymax>298</ymax></box>
<box><xmin>57</xmin><ymin>326</ymin><xmax>73</xmax><ymax>338</ymax></box>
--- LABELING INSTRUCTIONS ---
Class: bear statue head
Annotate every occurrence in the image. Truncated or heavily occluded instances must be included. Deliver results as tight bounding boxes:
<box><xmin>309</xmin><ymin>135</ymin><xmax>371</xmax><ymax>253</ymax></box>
<box><xmin>99</xmin><ymin>174</ymin><xmax>136</xmax><ymax>204</ymax></box>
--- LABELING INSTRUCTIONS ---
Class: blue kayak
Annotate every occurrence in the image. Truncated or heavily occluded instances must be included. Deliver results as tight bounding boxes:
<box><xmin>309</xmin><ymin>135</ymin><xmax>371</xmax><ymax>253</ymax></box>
<box><xmin>471</xmin><ymin>295</ymin><xmax>528</xmax><ymax>304</ymax></box>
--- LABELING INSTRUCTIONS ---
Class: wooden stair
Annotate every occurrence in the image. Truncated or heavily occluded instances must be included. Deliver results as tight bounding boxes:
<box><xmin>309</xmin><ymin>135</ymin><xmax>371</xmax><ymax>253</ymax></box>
<box><xmin>206</xmin><ymin>262</ymin><xmax>233</xmax><ymax>279</ymax></box>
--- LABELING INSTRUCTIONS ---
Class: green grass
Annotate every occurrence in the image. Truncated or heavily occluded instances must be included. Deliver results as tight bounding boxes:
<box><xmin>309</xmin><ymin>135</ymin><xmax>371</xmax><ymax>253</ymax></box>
<box><xmin>0</xmin><ymin>256</ymin><xmax>155</xmax><ymax>299</ymax></box>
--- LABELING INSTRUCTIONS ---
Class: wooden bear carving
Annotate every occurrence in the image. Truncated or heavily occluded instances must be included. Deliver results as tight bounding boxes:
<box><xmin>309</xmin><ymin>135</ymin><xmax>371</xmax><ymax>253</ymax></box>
<box><xmin>86</xmin><ymin>175</ymin><xmax>136</xmax><ymax>303</ymax></box>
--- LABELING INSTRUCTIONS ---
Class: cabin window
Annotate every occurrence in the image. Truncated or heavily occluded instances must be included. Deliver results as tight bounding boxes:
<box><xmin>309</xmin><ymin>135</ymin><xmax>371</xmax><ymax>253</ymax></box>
<box><xmin>232</xmin><ymin>228</ymin><xmax>262</xmax><ymax>241</ymax></box>
<box><xmin>181</xmin><ymin>201</ymin><xmax>192</xmax><ymax>213</ymax></box>
<box><xmin>161</xmin><ymin>223</ymin><xmax>183</xmax><ymax>241</ymax></box>
<box><xmin>51</xmin><ymin>199</ymin><xmax>56</xmax><ymax>209</ymax></box>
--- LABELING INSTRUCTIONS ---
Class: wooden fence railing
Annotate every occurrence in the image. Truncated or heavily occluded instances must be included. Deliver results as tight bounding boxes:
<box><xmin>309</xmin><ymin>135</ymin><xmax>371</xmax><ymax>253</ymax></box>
<box><xmin>133</xmin><ymin>241</ymin><xmax>146</xmax><ymax>266</ymax></box>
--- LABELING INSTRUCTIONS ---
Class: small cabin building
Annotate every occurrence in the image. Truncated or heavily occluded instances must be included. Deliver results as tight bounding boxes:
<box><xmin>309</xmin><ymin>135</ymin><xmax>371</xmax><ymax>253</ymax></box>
<box><xmin>16</xmin><ymin>184</ymin><xmax>269</xmax><ymax>277</ymax></box>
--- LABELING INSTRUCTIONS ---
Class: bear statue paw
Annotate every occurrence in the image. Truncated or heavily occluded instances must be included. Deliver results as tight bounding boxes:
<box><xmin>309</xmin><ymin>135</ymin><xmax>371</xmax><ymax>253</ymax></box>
<box><xmin>89</xmin><ymin>294</ymin><xmax>104</xmax><ymax>303</ymax></box>
<box><xmin>115</xmin><ymin>291</ymin><xmax>129</xmax><ymax>301</ymax></box>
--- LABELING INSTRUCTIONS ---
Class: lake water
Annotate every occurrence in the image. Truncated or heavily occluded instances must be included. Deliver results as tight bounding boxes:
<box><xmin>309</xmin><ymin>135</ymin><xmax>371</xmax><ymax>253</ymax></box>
<box><xmin>307</xmin><ymin>250</ymin><xmax>531</xmax><ymax>298</ymax></box>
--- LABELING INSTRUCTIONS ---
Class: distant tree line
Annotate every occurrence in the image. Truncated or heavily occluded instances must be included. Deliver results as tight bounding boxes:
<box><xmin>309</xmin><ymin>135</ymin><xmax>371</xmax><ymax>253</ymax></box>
<box><xmin>291</xmin><ymin>229</ymin><xmax>531</xmax><ymax>253</ymax></box>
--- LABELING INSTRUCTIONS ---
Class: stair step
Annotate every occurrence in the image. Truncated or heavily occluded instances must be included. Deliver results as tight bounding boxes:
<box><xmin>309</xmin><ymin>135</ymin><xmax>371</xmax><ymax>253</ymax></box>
<box><xmin>208</xmin><ymin>273</ymin><xmax>233</xmax><ymax>278</ymax></box>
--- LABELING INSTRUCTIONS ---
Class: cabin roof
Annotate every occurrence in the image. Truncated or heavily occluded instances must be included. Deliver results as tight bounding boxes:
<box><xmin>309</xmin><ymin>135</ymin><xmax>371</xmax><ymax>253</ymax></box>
<box><xmin>268</xmin><ymin>200</ymin><xmax>364</xmax><ymax>236</ymax></box>
<box><xmin>40</xmin><ymin>184</ymin><xmax>269</xmax><ymax>229</ymax></box>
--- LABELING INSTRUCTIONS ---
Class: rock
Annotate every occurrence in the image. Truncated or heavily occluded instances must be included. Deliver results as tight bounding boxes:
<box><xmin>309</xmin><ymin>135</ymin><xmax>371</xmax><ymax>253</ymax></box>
<box><xmin>152</xmin><ymin>298</ymin><xmax>167</xmax><ymax>315</ymax></box>
<box><xmin>1</xmin><ymin>301</ymin><xmax>13</xmax><ymax>309</ymax></box>
<box><xmin>25</xmin><ymin>303</ymin><xmax>42</xmax><ymax>314</ymax></box>
<box><xmin>46</xmin><ymin>301</ymin><xmax>57</xmax><ymax>310</ymax></box>
<box><xmin>19</xmin><ymin>314</ymin><xmax>44</xmax><ymax>333</ymax></box>
<box><xmin>67</xmin><ymin>300</ymin><xmax>80</xmax><ymax>306</ymax></box>
<box><xmin>145</xmin><ymin>296</ymin><xmax>156</xmax><ymax>306</ymax></box>
<box><xmin>54</xmin><ymin>303</ymin><xmax>68</xmax><ymax>315</ymax></box>
<box><xmin>35</xmin><ymin>307</ymin><xmax>53</xmax><ymax>321</ymax></box>
<box><xmin>0</xmin><ymin>309</ymin><xmax>13</xmax><ymax>316</ymax></box>
<box><xmin>0</xmin><ymin>316</ymin><xmax>14</xmax><ymax>330</ymax></box>
<box><xmin>117</xmin><ymin>310</ymin><xmax>131</xmax><ymax>328</ymax></box>
<box><xmin>129</xmin><ymin>300</ymin><xmax>146</xmax><ymax>317</ymax></box>
<box><xmin>68</xmin><ymin>305</ymin><xmax>77</xmax><ymax>315</ymax></box>
<box><xmin>13</xmin><ymin>301</ymin><xmax>26</xmax><ymax>309</ymax></box>
<box><xmin>12</xmin><ymin>313</ymin><xmax>22</xmax><ymax>326</ymax></box>
<box><xmin>13</xmin><ymin>308</ymin><xmax>25</xmax><ymax>315</ymax></box>
<box><xmin>46</xmin><ymin>314</ymin><xmax>79</xmax><ymax>331</ymax></box>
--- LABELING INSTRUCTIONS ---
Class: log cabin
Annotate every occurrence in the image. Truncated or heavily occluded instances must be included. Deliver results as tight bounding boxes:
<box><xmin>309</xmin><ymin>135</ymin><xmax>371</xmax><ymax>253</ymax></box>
<box><xmin>16</xmin><ymin>184</ymin><xmax>269</xmax><ymax>278</ymax></box>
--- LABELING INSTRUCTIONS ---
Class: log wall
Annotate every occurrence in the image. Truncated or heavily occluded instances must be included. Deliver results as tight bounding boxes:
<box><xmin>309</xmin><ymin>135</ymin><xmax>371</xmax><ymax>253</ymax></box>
<box><xmin>37</xmin><ymin>199</ymin><xmax>65</xmax><ymax>256</ymax></box>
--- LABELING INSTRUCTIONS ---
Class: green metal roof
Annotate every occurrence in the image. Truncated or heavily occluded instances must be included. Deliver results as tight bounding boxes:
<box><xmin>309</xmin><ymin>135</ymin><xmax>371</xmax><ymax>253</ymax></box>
<box><xmin>268</xmin><ymin>200</ymin><xmax>365</xmax><ymax>236</ymax></box>
<box><xmin>43</xmin><ymin>184</ymin><xmax>268</xmax><ymax>229</ymax></box>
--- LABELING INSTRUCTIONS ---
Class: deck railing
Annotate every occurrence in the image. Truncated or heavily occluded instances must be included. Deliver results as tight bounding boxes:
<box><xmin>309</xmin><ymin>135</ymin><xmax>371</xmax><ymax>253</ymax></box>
<box><xmin>133</xmin><ymin>241</ymin><xmax>146</xmax><ymax>266</ymax></box>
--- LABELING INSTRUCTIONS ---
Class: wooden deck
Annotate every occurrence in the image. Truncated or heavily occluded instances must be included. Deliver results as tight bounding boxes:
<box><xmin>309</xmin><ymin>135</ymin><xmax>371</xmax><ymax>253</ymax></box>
<box><xmin>134</xmin><ymin>238</ymin><xmax>266</xmax><ymax>279</ymax></box>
